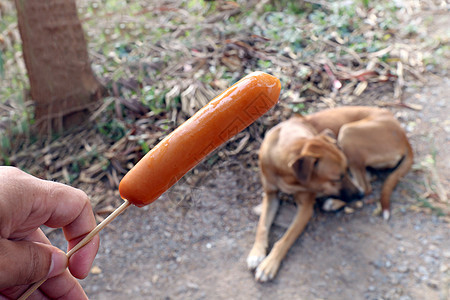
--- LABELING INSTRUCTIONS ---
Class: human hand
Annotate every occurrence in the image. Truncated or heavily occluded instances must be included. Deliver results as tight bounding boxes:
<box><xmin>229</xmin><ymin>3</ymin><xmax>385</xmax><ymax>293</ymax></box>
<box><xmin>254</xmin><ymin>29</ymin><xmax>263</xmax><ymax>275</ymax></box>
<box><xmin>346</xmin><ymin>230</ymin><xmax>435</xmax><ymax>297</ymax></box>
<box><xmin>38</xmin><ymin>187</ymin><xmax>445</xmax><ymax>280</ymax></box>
<box><xmin>0</xmin><ymin>166</ymin><xmax>99</xmax><ymax>299</ymax></box>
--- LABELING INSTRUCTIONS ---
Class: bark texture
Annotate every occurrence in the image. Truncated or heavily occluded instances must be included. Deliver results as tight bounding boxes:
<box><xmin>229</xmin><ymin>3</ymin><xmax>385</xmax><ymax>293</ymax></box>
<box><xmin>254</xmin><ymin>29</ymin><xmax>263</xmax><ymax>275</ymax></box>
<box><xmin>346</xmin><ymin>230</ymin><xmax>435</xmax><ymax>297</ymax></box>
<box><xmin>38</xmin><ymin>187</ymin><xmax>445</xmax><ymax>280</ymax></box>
<box><xmin>15</xmin><ymin>0</ymin><xmax>103</xmax><ymax>132</ymax></box>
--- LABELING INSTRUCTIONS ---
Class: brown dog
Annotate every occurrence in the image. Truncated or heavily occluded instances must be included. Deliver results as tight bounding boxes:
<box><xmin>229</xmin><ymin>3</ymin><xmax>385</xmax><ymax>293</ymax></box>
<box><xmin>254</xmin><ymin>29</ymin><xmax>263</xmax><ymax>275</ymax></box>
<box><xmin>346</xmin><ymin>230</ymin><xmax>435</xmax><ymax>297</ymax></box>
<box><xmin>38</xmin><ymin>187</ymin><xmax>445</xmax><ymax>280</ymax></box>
<box><xmin>247</xmin><ymin>106</ymin><xmax>413</xmax><ymax>282</ymax></box>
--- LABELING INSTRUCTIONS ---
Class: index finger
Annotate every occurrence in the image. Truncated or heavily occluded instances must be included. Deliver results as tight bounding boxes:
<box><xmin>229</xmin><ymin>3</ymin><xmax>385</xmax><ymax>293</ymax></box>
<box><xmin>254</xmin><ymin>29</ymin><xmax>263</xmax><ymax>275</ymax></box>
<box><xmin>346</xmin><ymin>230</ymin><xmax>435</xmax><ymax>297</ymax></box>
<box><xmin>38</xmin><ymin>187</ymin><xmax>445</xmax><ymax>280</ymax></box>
<box><xmin>35</xmin><ymin>178</ymin><xmax>101</xmax><ymax>276</ymax></box>
<box><xmin>27</xmin><ymin>196</ymin><xmax>100</xmax><ymax>280</ymax></box>
<box><xmin>35</xmin><ymin>177</ymin><xmax>100</xmax><ymax>279</ymax></box>
<box><xmin>38</xmin><ymin>180</ymin><xmax>98</xmax><ymax>243</ymax></box>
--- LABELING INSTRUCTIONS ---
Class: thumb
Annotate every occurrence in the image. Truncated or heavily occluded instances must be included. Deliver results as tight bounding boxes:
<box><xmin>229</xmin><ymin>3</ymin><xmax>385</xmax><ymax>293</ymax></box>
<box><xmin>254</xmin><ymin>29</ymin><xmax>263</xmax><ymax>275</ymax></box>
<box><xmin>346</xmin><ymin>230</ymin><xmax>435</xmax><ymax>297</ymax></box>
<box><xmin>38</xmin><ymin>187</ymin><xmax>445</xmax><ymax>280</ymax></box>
<box><xmin>0</xmin><ymin>239</ymin><xmax>68</xmax><ymax>289</ymax></box>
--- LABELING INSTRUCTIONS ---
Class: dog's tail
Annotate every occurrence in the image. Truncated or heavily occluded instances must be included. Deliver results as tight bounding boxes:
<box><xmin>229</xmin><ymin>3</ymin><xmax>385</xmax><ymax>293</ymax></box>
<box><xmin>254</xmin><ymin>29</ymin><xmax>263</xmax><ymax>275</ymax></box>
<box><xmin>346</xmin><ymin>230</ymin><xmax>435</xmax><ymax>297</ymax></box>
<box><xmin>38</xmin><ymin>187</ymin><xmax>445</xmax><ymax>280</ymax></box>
<box><xmin>380</xmin><ymin>140</ymin><xmax>414</xmax><ymax>220</ymax></box>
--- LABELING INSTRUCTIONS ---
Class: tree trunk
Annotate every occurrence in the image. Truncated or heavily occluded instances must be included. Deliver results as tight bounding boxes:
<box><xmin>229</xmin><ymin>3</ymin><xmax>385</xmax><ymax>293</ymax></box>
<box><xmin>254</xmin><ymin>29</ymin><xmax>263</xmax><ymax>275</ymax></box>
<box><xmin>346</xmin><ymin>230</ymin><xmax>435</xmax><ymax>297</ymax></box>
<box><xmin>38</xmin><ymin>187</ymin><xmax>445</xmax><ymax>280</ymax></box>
<box><xmin>15</xmin><ymin>0</ymin><xmax>104</xmax><ymax>133</ymax></box>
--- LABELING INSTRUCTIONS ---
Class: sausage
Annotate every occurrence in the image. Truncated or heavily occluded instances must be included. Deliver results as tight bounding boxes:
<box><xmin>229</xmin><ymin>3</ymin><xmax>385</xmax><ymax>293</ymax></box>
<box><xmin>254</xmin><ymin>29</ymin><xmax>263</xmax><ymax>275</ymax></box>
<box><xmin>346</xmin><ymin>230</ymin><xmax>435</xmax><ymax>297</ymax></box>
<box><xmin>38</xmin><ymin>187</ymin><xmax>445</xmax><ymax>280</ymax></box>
<box><xmin>119</xmin><ymin>71</ymin><xmax>281</xmax><ymax>207</ymax></box>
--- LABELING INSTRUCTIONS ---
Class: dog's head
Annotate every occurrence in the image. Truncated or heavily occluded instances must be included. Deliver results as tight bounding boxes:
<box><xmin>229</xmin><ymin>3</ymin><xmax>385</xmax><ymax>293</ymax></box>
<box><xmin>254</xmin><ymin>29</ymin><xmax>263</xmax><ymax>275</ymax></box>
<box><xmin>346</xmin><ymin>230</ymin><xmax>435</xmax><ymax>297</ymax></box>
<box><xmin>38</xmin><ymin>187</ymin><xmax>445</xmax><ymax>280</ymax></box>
<box><xmin>289</xmin><ymin>129</ymin><xmax>349</xmax><ymax>197</ymax></box>
<box><xmin>288</xmin><ymin>129</ymin><xmax>365</xmax><ymax>201</ymax></box>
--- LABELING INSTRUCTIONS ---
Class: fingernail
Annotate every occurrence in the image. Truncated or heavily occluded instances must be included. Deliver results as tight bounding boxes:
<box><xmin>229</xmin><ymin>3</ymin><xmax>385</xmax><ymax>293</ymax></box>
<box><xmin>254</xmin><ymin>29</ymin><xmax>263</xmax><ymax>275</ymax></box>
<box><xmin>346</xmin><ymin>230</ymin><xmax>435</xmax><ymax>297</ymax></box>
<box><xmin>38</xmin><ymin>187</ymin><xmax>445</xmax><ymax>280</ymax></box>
<box><xmin>48</xmin><ymin>250</ymin><xmax>68</xmax><ymax>278</ymax></box>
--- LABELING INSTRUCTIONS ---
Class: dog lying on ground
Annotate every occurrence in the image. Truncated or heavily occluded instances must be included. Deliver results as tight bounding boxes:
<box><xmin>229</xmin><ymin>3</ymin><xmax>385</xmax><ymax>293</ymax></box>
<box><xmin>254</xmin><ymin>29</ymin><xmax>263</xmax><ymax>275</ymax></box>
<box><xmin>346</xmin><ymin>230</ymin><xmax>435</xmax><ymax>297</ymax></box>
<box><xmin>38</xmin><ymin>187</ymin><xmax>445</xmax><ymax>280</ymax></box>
<box><xmin>247</xmin><ymin>106</ymin><xmax>413</xmax><ymax>282</ymax></box>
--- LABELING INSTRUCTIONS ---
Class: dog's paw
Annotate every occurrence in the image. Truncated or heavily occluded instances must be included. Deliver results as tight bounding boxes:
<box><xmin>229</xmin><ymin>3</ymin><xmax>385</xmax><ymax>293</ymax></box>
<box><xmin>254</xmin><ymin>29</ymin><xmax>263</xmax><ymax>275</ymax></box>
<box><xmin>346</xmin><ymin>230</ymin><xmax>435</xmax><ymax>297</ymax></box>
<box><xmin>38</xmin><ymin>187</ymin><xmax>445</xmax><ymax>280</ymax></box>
<box><xmin>247</xmin><ymin>244</ymin><xmax>266</xmax><ymax>270</ymax></box>
<box><xmin>247</xmin><ymin>254</ymin><xmax>265</xmax><ymax>270</ymax></box>
<box><xmin>382</xmin><ymin>209</ymin><xmax>390</xmax><ymax>221</ymax></box>
<box><xmin>322</xmin><ymin>198</ymin><xmax>346</xmax><ymax>212</ymax></box>
<box><xmin>255</xmin><ymin>254</ymin><xmax>281</xmax><ymax>282</ymax></box>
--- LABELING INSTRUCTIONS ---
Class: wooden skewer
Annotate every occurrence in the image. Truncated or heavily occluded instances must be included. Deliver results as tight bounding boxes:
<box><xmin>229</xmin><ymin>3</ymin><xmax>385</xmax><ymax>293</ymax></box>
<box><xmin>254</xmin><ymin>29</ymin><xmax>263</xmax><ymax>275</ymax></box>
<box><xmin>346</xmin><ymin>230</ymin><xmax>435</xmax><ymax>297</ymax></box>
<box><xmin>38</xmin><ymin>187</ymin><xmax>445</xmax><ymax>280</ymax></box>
<box><xmin>18</xmin><ymin>200</ymin><xmax>132</xmax><ymax>300</ymax></box>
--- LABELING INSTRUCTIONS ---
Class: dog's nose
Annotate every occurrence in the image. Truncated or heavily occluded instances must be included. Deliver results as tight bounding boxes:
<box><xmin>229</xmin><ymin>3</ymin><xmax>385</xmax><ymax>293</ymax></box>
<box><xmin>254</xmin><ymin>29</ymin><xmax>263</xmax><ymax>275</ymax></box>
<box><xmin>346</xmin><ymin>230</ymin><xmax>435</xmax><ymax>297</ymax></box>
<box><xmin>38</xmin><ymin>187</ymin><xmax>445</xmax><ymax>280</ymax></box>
<box><xmin>357</xmin><ymin>190</ymin><xmax>365</xmax><ymax>199</ymax></box>
<box><xmin>340</xmin><ymin>188</ymin><xmax>365</xmax><ymax>202</ymax></box>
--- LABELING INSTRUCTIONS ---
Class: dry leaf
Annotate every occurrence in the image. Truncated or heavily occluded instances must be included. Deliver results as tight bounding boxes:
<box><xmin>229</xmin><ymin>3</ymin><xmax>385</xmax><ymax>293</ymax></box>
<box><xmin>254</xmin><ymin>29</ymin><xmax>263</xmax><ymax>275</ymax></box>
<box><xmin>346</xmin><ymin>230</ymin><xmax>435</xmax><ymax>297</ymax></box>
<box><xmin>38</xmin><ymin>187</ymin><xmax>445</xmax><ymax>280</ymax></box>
<box><xmin>353</xmin><ymin>81</ymin><xmax>368</xmax><ymax>96</ymax></box>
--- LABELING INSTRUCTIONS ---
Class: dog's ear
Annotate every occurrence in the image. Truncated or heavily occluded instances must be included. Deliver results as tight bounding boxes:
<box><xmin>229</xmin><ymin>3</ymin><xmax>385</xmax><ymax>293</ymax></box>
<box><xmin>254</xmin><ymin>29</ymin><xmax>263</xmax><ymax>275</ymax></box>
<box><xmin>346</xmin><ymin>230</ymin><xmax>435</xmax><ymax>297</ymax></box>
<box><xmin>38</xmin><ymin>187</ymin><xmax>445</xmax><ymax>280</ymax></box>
<box><xmin>290</xmin><ymin>155</ymin><xmax>318</xmax><ymax>184</ymax></box>
<box><xmin>319</xmin><ymin>128</ymin><xmax>337</xmax><ymax>144</ymax></box>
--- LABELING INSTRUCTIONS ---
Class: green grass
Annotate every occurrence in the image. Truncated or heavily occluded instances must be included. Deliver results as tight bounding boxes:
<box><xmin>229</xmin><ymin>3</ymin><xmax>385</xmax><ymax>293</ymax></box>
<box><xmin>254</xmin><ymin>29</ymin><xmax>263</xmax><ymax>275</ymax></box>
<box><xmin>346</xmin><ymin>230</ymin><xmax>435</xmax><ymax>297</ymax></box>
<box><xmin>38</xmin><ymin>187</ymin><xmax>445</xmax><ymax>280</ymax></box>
<box><xmin>417</xmin><ymin>197</ymin><xmax>445</xmax><ymax>217</ymax></box>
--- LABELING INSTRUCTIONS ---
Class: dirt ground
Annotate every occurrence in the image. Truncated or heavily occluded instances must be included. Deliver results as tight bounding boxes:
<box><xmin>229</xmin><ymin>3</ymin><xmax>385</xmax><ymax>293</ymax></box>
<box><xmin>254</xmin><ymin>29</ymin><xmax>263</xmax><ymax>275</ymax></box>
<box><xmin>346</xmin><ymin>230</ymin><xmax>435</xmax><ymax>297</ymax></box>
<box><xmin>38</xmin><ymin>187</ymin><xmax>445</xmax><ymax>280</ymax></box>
<box><xmin>44</xmin><ymin>12</ymin><xmax>450</xmax><ymax>300</ymax></box>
